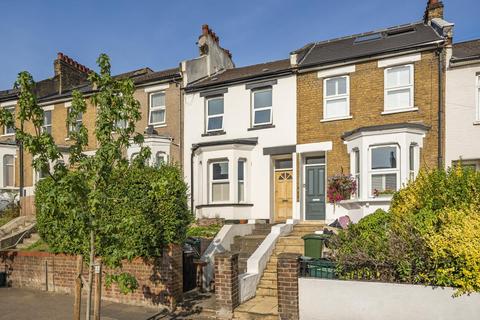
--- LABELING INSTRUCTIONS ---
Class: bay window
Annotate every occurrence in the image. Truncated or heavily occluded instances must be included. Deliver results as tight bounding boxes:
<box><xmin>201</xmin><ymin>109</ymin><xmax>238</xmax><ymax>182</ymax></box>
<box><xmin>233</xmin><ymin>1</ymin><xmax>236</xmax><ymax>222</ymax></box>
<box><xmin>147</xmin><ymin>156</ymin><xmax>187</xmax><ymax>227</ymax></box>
<box><xmin>155</xmin><ymin>151</ymin><xmax>167</xmax><ymax>166</ymax></box>
<box><xmin>206</xmin><ymin>97</ymin><xmax>224</xmax><ymax>132</ymax></box>
<box><xmin>149</xmin><ymin>92</ymin><xmax>166</xmax><ymax>125</ymax></box>
<box><xmin>384</xmin><ymin>64</ymin><xmax>414</xmax><ymax>112</ymax></box>
<box><xmin>211</xmin><ymin>161</ymin><xmax>229</xmax><ymax>202</ymax></box>
<box><xmin>252</xmin><ymin>88</ymin><xmax>272</xmax><ymax>126</ymax></box>
<box><xmin>238</xmin><ymin>159</ymin><xmax>245</xmax><ymax>202</ymax></box>
<box><xmin>323</xmin><ymin>76</ymin><xmax>350</xmax><ymax>120</ymax></box>
<box><xmin>353</xmin><ymin>149</ymin><xmax>360</xmax><ymax>198</ymax></box>
<box><xmin>370</xmin><ymin>145</ymin><xmax>399</xmax><ymax>196</ymax></box>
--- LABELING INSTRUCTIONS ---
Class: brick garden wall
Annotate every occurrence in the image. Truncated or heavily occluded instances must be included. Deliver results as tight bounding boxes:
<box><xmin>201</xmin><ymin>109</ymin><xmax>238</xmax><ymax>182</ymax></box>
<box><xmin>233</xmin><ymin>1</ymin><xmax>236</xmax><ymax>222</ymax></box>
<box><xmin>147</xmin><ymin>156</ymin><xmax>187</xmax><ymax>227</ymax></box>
<box><xmin>0</xmin><ymin>245</ymin><xmax>183</xmax><ymax>308</ymax></box>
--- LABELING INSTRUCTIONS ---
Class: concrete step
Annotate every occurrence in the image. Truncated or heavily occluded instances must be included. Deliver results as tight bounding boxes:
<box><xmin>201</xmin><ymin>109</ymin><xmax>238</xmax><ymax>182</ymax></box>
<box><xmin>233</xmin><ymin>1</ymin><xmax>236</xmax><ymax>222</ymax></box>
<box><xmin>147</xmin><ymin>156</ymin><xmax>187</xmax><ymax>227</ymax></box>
<box><xmin>277</xmin><ymin>237</ymin><xmax>304</xmax><ymax>246</ymax></box>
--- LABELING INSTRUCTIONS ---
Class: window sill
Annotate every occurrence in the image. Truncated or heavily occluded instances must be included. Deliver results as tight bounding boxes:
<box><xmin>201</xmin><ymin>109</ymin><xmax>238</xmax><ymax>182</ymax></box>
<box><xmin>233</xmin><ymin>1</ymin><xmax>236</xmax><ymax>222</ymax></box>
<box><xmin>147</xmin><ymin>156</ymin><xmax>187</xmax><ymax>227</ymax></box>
<box><xmin>202</xmin><ymin>130</ymin><xmax>226</xmax><ymax>137</ymax></box>
<box><xmin>247</xmin><ymin>124</ymin><xmax>275</xmax><ymax>131</ymax></box>
<box><xmin>196</xmin><ymin>203</ymin><xmax>254</xmax><ymax>209</ymax></box>
<box><xmin>381</xmin><ymin>107</ymin><xmax>418</xmax><ymax>115</ymax></box>
<box><xmin>473</xmin><ymin>120</ymin><xmax>480</xmax><ymax>126</ymax></box>
<box><xmin>149</xmin><ymin>123</ymin><xmax>167</xmax><ymax>128</ymax></box>
<box><xmin>320</xmin><ymin>115</ymin><xmax>353</xmax><ymax>123</ymax></box>
<box><xmin>0</xmin><ymin>134</ymin><xmax>15</xmax><ymax>137</ymax></box>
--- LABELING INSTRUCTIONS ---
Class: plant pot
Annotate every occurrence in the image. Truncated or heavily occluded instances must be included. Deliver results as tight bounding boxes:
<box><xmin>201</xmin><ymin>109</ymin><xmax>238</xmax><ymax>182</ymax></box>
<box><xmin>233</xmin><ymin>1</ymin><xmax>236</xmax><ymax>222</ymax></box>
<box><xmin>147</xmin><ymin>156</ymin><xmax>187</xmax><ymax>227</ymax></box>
<box><xmin>238</xmin><ymin>219</ymin><xmax>248</xmax><ymax>224</ymax></box>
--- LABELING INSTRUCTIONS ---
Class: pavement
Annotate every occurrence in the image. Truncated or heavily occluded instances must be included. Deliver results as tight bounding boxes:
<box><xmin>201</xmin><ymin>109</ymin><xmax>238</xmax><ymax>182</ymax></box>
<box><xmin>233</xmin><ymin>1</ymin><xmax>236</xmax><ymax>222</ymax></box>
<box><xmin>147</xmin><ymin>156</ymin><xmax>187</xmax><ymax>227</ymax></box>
<box><xmin>0</xmin><ymin>288</ymin><xmax>216</xmax><ymax>320</ymax></box>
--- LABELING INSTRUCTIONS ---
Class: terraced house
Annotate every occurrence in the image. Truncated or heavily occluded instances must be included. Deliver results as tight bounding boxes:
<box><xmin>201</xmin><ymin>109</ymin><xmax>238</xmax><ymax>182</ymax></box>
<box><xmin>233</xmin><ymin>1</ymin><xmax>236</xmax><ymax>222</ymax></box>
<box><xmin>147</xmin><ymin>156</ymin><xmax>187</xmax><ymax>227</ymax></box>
<box><xmin>293</xmin><ymin>0</ymin><xmax>453</xmax><ymax>223</ymax></box>
<box><xmin>0</xmin><ymin>53</ymin><xmax>183</xmax><ymax>197</ymax></box>
<box><xmin>0</xmin><ymin>25</ymin><xmax>234</xmax><ymax>200</ymax></box>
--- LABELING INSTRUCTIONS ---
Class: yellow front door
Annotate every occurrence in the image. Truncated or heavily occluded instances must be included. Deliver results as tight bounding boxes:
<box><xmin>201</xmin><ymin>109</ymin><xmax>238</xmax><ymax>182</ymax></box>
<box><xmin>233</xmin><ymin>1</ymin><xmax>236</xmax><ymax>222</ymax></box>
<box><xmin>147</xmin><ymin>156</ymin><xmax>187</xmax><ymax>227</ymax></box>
<box><xmin>274</xmin><ymin>170</ymin><xmax>293</xmax><ymax>222</ymax></box>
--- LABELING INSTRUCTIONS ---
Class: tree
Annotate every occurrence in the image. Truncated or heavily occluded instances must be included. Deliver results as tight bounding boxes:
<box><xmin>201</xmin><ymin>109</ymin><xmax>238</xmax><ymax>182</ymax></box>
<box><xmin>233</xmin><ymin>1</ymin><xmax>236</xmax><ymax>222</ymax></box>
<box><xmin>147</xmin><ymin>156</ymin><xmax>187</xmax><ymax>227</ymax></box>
<box><xmin>0</xmin><ymin>54</ymin><xmax>191</xmax><ymax>319</ymax></box>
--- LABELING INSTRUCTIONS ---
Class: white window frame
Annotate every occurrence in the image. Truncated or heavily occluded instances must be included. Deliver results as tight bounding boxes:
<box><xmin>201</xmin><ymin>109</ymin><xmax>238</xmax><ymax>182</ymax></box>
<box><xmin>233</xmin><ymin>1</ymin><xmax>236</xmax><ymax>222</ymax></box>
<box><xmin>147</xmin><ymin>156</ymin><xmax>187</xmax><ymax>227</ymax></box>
<box><xmin>3</xmin><ymin>154</ymin><xmax>14</xmax><ymax>188</ymax></box>
<box><xmin>206</xmin><ymin>97</ymin><xmax>224</xmax><ymax>133</ymax></box>
<box><xmin>2</xmin><ymin>105</ymin><xmax>15</xmax><ymax>136</ymax></box>
<box><xmin>148</xmin><ymin>91</ymin><xmax>166</xmax><ymax>126</ymax></box>
<box><xmin>251</xmin><ymin>87</ymin><xmax>273</xmax><ymax>126</ymax></box>
<box><xmin>67</xmin><ymin>107</ymin><xmax>83</xmax><ymax>133</ymax></box>
<box><xmin>323</xmin><ymin>75</ymin><xmax>350</xmax><ymax>121</ymax></box>
<box><xmin>353</xmin><ymin>149</ymin><xmax>360</xmax><ymax>198</ymax></box>
<box><xmin>476</xmin><ymin>75</ymin><xmax>480</xmax><ymax>122</ymax></box>
<box><xmin>384</xmin><ymin>64</ymin><xmax>415</xmax><ymax>113</ymax></box>
<box><xmin>238</xmin><ymin>159</ymin><xmax>246</xmax><ymax>203</ymax></box>
<box><xmin>155</xmin><ymin>151</ymin><xmax>167</xmax><ymax>166</ymax></box>
<box><xmin>369</xmin><ymin>144</ymin><xmax>400</xmax><ymax>197</ymax></box>
<box><xmin>42</xmin><ymin>110</ymin><xmax>52</xmax><ymax>134</ymax></box>
<box><xmin>210</xmin><ymin>160</ymin><xmax>229</xmax><ymax>203</ymax></box>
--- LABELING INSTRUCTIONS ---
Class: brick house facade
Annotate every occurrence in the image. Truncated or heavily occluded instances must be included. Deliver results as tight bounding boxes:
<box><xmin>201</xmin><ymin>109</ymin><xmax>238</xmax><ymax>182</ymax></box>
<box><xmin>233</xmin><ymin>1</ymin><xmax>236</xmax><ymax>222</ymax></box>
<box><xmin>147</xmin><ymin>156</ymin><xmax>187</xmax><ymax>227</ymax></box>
<box><xmin>292</xmin><ymin>0</ymin><xmax>453</xmax><ymax>222</ymax></box>
<box><xmin>0</xmin><ymin>53</ymin><xmax>183</xmax><ymax>196</ymax></box>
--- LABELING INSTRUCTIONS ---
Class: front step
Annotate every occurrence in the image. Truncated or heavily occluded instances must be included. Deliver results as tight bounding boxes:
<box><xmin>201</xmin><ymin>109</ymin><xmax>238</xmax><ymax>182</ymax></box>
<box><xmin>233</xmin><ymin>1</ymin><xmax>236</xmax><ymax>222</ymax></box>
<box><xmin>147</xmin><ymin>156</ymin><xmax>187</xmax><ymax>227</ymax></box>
<box><xmin>230</xmin><ymin>224</ymin><xmax>273</xmax><ymax>274</ymax></box>
<box><xmin>233</xmin><ymin>223</ymin><xmax>325</xmax><ymax>318</ymax></box>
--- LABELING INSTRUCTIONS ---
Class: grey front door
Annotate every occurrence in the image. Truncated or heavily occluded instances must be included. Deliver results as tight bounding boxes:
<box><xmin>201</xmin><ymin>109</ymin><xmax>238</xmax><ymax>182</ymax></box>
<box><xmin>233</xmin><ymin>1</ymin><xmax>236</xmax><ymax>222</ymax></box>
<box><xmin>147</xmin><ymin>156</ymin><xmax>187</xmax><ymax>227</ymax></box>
<box><xmin>305</xmin><ymin>165</ymin><xmax>326</xmax><ymax>220</ymax></box>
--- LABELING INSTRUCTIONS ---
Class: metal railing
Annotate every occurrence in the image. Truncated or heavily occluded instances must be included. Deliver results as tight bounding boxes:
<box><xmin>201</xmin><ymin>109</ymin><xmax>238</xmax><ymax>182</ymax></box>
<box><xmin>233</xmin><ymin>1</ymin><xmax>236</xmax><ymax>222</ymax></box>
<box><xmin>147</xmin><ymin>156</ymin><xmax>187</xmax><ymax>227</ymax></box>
<box><xmin>300</xmin><ymin>258</ymin><xmax>337</xmax><ymax>279</ymax></box>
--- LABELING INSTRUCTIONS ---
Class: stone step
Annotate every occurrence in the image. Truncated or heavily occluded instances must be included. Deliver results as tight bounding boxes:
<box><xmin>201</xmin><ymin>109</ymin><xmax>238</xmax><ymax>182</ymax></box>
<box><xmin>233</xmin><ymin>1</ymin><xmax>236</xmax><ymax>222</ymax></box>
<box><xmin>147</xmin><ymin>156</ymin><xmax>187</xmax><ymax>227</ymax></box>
<box><xmin>258</xmin><ymin>279</ymin><xmax>277</xmax><ymax>289</ymax></box>
<box><xmin>277</xmin><ymin>237</ymin><xmax>304</xmax><ymax>246</ymax></box>
<box><xmin>256</xmin><ymin>287</ymin><xmax>277</xmax><ymax>297</ymax></box>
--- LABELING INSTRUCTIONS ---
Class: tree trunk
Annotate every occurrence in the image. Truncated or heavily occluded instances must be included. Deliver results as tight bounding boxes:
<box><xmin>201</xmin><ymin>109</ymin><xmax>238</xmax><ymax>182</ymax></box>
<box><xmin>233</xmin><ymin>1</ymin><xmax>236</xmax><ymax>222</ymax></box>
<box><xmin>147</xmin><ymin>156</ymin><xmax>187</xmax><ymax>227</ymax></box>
<box><xmin>73</xmin><ymin>255</ymin><xmax>83</xmax><ymax>320</ymax></box>
<box><xmin>86</xmin><ymin>230</ymin><xmax>95</xmax><ymax>320</ymax></box>
<box><xmin>93</xmin><ymin>260</ymin><xmax>102</xmax><ymax>320</ymax></box>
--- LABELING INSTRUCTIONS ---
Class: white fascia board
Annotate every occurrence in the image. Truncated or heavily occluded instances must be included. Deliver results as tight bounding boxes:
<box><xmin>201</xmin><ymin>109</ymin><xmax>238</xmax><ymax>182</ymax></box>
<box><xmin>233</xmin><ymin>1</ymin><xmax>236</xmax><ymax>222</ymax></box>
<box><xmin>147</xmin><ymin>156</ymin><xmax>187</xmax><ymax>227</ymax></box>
<box><xmin>297</xmin><ymin>141</ymin><xmax>333</xmax><ymax>153</ymax></box>
<box><xmin>378</xmin><ymin>53</ymin><xmax>421</xmax><ymax>68</ymax></box>
<box><xmin>144</xmin><ymin>84</ymin><xmax>169</xmax><ymax>93</ymax></box>
<box><xmin>317</xmin><ymin>65</ymin><xmax>355</xmax><ymax>78</ymax></box>
<box><xmin>0</xmin><ymin>100</ymin><xmax>17</xmax><ymax>107</ymax></box>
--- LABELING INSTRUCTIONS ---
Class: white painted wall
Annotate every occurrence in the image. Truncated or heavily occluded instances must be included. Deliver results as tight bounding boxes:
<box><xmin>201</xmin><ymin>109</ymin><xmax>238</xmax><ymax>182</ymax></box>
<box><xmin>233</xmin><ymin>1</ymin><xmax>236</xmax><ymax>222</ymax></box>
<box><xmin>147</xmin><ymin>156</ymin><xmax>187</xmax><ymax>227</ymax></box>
<box><xmin>299</xmin><ymin>278</ymin><xmax>480</xmax><ymax>320</ymax></box>
<box><xmin>446</xmin><ymin>62</ymin><xmax>480</xmax><ymax>167</ymax></box>
<box><xmin>184</xmin><ymin>75</ymin><xmax>297</xmax><ymax>220</ymax></box>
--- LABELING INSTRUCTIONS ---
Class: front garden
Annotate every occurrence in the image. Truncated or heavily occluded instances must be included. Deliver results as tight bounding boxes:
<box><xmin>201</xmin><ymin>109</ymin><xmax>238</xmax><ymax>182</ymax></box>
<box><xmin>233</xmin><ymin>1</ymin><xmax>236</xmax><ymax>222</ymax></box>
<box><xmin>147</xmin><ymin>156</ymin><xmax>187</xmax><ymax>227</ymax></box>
<box><xmin>330</xmin><ymin>165</ymin><xmax>480</xmax><ymax>296</ymax></box>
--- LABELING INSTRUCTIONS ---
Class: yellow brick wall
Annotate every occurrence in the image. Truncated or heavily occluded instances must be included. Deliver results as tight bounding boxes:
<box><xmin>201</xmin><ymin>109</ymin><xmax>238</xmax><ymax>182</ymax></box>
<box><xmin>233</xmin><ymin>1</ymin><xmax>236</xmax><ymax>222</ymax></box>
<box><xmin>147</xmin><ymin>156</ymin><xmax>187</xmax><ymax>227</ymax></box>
<box><xmin>297</xmin><ymin>51</ymin><xmax>444</xmax><ymax>178</ymax></box>
<box><xmin>8</xmin><ymin>81</ymin><xmax>182</xmax><ymax>189</ymax></box>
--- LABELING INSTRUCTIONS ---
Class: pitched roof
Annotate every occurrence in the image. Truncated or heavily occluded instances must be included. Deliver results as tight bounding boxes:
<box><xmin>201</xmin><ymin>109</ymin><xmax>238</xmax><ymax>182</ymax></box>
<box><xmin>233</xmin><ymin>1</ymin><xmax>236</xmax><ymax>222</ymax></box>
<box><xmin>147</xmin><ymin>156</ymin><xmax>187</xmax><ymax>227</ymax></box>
<box><xmin>451</xmin><ymin>39</ymin><xmax>480</xmax><ymax>62</ymax></box>
<box><xmin>0</xmin><ymin>66</ymin><xmax>180</xmax><ymax>103</ymax></box>
<box><xmin>187</xmin><ymin>59</ymin><xmax>291</xmax><ymax>91</ymax></box>
<box><xmin>295</xmin><ymin>22</ymin><xmax>443</xmax><ymax>68</ymax></box>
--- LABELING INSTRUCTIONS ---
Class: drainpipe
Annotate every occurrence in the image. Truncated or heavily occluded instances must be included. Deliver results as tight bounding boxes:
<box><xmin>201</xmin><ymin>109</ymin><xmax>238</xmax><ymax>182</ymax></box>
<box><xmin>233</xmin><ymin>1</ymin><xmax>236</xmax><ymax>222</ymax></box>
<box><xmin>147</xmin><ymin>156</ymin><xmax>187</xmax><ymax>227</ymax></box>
<box><xmin>437</xmin><ymin>47</ymin><xmax>444</xmax><ymax>169</ymax></box>
<box><xmin>19</xmin><ymin>141</ymin><xmax>24</xmax><ymax>197</ymax></box>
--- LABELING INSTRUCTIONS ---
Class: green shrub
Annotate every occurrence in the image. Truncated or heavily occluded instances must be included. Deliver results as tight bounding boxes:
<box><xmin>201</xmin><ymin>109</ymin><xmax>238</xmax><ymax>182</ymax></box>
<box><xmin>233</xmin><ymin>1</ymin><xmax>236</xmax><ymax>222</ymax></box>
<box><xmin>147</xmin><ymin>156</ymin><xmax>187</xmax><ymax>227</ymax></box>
<box><xmin>35</xmin><ymin>163</ymin><xmax>192</xmax><ymax>265</ymax></box>
<box><xmin>332</xmin><ymin>209</ymin><xmax>392</xmax><ymax>280</ymax></box>
<box><xmin>187</xmin><ymin>224</ymin><xmax>222</xmax><ymax>238</ymax></box>
<box><xmin>332</xmin><ymin>165</ymin><xmax>480</xmax><ymax>295</ymax></box>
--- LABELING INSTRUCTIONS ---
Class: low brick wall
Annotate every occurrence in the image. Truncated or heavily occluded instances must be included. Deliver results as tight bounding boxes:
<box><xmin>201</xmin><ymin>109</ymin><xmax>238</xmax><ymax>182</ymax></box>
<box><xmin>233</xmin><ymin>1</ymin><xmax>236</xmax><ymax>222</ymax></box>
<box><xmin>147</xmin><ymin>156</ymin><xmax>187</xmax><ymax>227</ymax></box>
<box><xmin>0</xmin><ymin>245</ymin><xmax>183</xmax><ymax>308</ymax></box>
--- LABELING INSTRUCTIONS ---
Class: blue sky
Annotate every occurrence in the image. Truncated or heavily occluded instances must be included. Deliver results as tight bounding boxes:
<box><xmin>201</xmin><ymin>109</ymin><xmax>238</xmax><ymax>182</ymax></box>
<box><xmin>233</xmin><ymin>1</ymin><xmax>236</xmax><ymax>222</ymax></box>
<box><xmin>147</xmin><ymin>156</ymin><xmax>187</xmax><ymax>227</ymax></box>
<box><xmin>0</xmin><ymin>0</ymin><xmax>478</xmax><ymax>89</ymax></box>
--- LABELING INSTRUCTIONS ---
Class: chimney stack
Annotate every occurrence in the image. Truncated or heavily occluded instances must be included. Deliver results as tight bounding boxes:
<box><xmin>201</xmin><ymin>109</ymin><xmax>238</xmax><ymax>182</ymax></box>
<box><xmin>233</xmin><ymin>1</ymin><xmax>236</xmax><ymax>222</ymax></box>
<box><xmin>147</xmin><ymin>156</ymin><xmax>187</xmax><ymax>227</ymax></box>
<box><xmin>54</xmin><ymin>52</ymin><xmax>91</xmax><ymax>94</ymax></box>
<box><xmin>424</xmin><ymin>0</ymin><xmax>444</xmax><ymax>23</ymax></box>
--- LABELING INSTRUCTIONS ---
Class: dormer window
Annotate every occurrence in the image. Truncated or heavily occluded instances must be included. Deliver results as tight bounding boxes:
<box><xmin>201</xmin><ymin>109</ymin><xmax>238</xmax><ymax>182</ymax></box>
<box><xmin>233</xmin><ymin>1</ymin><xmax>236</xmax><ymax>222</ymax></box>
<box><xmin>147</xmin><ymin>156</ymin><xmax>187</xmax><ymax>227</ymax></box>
<box><xmin>149</xmin><ymin>92</ymin><xmax>166</xmax><ymax>126</ymax></box>
<box><xmin>384</xmin><ymin>64</ymin><xmax>414</xmax><ymax>112</ymax></box>
<box><xmin>252</xmin><ymin>88</ymin><xmax>272</xmax><ymax>126</ymax></box>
